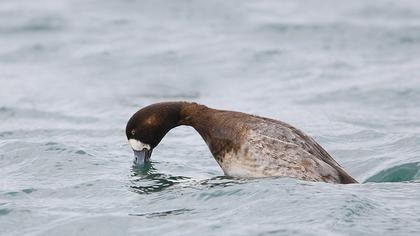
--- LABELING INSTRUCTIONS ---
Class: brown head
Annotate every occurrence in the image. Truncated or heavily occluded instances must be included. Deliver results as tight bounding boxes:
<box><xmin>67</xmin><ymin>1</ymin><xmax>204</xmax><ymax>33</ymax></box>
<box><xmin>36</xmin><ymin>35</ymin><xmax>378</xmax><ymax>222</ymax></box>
<box><xmin>125</xmin><ymin>101</ymin><xmax>203</xmax><ymax>165</ymax></box>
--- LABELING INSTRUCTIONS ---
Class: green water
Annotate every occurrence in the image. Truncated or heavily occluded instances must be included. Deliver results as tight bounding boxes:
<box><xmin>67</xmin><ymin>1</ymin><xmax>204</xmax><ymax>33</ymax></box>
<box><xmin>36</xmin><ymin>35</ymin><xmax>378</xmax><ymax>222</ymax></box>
<box><xmin>365</xmin><ymin>163</ymin><xmax>420</xmax><ymax>183</ymax></box>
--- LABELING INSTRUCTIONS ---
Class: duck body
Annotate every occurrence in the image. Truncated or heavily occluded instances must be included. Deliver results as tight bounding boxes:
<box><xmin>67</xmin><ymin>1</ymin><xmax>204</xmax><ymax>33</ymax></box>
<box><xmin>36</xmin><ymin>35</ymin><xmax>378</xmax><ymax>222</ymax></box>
<box><xmin>126</xmin><ymin>102</ymin><xmax>358</xmax><ymax>184</ymax></box>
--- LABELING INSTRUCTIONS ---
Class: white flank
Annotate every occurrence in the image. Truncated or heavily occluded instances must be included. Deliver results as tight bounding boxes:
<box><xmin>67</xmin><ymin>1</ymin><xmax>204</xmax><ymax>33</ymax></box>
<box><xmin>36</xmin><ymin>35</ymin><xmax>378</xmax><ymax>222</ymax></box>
<box><xmin>128</xmin><ymin>139</ymin><xmax>151</xmax><ymax>151</ymax></box>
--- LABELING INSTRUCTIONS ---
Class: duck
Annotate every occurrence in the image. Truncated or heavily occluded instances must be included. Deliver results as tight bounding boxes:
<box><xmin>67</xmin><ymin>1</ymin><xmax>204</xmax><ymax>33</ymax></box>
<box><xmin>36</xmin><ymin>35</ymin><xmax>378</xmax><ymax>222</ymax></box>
<box><xmin>125</xmin><ymin>101</ymin><xmax>358</xmax><ymax>184</ymax></box>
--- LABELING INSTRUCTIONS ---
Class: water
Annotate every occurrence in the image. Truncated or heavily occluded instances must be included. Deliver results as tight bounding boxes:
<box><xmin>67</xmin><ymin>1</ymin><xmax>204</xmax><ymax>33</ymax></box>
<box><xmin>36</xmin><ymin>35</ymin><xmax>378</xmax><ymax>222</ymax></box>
<box><xmin>1</xmin><ymin>0</ymin><xmax>420</xmax><ymax>235</ymax></box>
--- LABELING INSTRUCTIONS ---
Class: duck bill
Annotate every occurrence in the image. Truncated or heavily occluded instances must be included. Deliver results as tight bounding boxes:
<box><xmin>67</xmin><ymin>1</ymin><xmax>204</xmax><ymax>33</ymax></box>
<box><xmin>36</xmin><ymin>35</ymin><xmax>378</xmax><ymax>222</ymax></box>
<box><xmin>133</xmin><ymin>149</ymin><xmax>152</xmax><ymax>165</ymax></box>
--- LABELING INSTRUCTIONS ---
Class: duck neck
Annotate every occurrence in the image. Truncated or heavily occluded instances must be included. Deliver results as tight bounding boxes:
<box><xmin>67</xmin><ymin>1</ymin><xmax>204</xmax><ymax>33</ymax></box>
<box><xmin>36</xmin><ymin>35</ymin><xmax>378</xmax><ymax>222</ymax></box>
<box><xmin>178</xmin><ymin>102</ymin><xmax>212</xmax><ymax>141</ymax></box>
<box><xmin>179</xmin><ymin>102</ymin><xmax>207</xmax><ymax>125</ymax></box>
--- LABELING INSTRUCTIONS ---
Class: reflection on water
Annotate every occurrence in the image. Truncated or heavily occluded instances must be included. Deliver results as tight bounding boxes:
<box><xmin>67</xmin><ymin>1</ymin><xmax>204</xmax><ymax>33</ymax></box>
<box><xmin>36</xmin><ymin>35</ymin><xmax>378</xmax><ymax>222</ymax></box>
<box><xmin>130</xmin><ymin>162</ymin><xmax>246</xmax><ymax>194</ymax></box>
<box><xmin>131</xmin><ymin>162</ymin><xmax>157</xmax><ymax>176</ymax></box>
<box><xmin>130</xmin><ymin>162</ymin><xmax>191</xmax><ymax>194</ymax></box>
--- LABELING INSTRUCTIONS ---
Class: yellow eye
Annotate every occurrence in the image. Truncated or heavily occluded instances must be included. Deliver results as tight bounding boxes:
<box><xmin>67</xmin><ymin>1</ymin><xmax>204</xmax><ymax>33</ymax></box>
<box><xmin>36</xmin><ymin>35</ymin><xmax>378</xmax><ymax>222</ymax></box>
<box><xmin>131</xmin><ymin>130</ymin><xmax>135</xmax><ymax>135</ymax></box>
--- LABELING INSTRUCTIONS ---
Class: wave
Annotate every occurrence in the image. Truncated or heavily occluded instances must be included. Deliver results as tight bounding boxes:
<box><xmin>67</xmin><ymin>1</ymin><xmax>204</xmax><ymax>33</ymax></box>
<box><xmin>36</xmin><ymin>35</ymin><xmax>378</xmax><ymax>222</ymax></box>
<box><xmin>365</xmin><ymin>162</ymin><xmax>420</xmax><ymax>183</ymax></box>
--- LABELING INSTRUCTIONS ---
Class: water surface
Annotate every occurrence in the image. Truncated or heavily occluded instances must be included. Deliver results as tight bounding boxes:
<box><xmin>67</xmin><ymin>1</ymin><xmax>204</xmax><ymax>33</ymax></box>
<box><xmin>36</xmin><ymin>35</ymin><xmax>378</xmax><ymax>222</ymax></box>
<box><xmin>1</xmin><ymin>0</ymin><xmax>420</xmax><ymax>235</ymax></box>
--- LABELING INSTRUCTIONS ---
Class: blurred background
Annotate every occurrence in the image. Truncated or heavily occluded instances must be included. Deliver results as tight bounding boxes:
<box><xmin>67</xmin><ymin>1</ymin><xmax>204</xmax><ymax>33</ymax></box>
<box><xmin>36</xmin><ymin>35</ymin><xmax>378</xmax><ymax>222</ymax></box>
<box><xmin>1</xmin><ymin>0</ymin><xmax>420</xmax><ymax>235</ymax></box>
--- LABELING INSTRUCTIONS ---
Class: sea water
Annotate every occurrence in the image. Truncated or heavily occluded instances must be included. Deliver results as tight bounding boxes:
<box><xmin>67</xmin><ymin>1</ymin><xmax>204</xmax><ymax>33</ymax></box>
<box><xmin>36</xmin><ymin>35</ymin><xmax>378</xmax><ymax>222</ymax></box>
<box><xmin>1</xmin><ymin>0</ymin><xmax>420</xmax><ymax>235</ymax></box>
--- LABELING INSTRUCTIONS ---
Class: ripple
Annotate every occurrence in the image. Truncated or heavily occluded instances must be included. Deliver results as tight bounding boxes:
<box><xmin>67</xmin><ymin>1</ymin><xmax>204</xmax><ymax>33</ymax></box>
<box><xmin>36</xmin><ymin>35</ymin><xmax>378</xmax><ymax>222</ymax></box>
<box><xmin>0</xmin><ymin>208</ymin><xmax>12</xmax><ymax>216</ymax></box>
<box><xmin>0</xmin><ymin>15</ymin><xmax>66</xmax><ymax>34</ymax></box>
<box><xmin>299</xmin><ymin>87</ymin><xmax>420</xmax><ymax>109</ymax></box>
<box><xmin>130</xmin><ymin>163</ymin><xmax>192</xmax><ymax>194</ymax></box>
<box><xmin>340</xmin><ymin>196</ymin><xmax>377</xmax><ymax>223</ymax></box>
<box><xmin>43</xmin><ymin>142</ymin><xmax>92</xmax><ymax>156</ymax></box>
<box><xmin>251</xmin><ymin>49</ymin><xmax>283</xmax><ymax>62</ymax></box>
<box><xmin>0</xmin><ymin>106</ymin><xmax>97</xmax><ymax>123</ymax></box>
<box><xmin>129</xmin><ymin>163</ymin><xmax>246</xmax><ymax>195</ymax></box>
<box><xmin>22</xmin><ymin>188</ymin><xmax>36</xmax><ymax>194</ymax></box>
<box><xmin>0</xmin><ymin>129</ymin><xmax>117</xmax><ymax>141</ymax></box>
<box><xmin>129</xmin><ymin>208</ymin><xmax>194</xmax><ymax>218</ymax></box>
<box><xmin>0</xmin><ymin>43</ymin><xmax>63</xmax><ymax>63</ymax></box>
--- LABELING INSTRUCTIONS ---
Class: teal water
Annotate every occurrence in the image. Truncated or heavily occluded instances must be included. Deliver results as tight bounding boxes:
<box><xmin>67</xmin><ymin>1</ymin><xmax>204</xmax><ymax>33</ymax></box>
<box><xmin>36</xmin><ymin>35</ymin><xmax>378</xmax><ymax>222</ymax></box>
<box><xmin>1</xmin><ymin>0</ymin><xmax>420</xmax><ymax>235</ymax></box>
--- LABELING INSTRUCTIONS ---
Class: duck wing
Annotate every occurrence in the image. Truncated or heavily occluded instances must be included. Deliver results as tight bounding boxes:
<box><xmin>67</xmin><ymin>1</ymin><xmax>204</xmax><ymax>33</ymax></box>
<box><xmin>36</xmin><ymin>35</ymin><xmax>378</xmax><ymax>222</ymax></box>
<box><xmin>245</xmin><ymin>115</ymin><xmax>358</xmax><ymax>184</ymax></box>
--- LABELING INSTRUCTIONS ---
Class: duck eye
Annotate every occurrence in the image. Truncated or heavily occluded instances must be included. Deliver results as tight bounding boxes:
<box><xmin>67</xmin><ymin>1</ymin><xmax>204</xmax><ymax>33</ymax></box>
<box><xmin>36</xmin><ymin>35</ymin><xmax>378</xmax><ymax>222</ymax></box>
<box><xmin>131</xmin><ymin>130</ymin><xmax>135</xmax><ymax>136</ymax></box>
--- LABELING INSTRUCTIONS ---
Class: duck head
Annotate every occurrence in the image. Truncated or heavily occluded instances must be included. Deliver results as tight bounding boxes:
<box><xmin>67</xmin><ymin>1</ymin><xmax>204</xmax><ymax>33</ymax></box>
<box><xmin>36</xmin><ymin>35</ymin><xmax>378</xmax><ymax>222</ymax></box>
<box><xmin>125</xmin><ymin>102</ymin><xmax>184</xmax><ymax>165</ymax></box>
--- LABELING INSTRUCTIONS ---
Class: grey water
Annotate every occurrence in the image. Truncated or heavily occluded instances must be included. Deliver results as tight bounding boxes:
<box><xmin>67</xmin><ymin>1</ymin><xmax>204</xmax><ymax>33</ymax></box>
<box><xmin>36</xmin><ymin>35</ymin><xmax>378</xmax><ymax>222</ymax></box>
<box><xmin>1</xmin><ymin>0</ymin><xmax>420</xmax><ymax>235</ymax></box>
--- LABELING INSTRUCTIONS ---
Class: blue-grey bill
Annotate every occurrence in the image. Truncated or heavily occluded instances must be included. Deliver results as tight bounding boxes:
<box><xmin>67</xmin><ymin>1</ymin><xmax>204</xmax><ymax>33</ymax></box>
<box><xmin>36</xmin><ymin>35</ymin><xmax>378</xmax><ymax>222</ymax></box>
<box><xmin>133</xmin><ymin>149</ymin><xmax>152</xmax><ymax>165</ymax></box>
